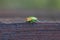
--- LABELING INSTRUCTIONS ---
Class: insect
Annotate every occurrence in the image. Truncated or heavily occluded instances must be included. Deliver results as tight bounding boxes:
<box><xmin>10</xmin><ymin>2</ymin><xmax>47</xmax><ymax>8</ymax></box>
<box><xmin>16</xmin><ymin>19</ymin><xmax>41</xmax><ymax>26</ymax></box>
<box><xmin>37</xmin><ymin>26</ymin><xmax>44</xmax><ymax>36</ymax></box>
<box><xmin>26</xmin><ymin>16</ymin><xmax>40</xmax><ymax>23</ymax></box>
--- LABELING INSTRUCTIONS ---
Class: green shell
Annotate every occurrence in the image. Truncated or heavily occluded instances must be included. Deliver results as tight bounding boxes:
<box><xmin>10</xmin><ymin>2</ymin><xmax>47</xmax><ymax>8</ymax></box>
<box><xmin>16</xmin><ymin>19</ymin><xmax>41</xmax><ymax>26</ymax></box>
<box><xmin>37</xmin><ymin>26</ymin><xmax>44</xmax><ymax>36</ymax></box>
<box><xmin>27</xmin><ymin>16</ymin><xmax>38</xmax><ymax>23</ymax></box>
<box><xmin>28</xmin><ymin>16</ymin><xmax>37</xmax><ymax>20</ymax></box>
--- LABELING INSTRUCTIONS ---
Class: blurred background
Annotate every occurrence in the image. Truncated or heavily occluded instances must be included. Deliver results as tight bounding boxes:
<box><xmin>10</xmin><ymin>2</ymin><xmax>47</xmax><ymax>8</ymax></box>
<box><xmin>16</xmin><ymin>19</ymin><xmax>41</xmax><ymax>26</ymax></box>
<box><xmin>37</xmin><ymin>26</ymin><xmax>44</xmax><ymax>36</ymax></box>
<box><xmin>0</xmin><ymin>0</ymin><xmax>60</xmax><ymax>21</ymax></box>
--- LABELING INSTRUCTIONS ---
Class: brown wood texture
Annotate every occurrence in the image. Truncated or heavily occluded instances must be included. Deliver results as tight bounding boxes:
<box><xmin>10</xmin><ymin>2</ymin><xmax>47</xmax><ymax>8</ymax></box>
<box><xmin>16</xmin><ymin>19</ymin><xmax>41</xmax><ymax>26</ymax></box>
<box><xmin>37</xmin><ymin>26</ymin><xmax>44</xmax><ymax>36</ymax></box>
<box><xmin>0</xmin><ymin>23</ymin><xmax>60</xmax><ymax>40</ymax></box>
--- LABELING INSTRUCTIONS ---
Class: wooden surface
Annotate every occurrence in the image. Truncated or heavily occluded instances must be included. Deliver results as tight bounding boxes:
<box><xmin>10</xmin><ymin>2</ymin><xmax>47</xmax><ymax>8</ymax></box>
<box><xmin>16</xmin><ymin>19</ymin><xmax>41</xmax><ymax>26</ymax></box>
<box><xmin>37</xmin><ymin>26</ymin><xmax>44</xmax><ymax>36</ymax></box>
<box><xmin>0</xmin><ymin>23</ymin><xmax>60</xmax><ymax>40</ymax></box>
